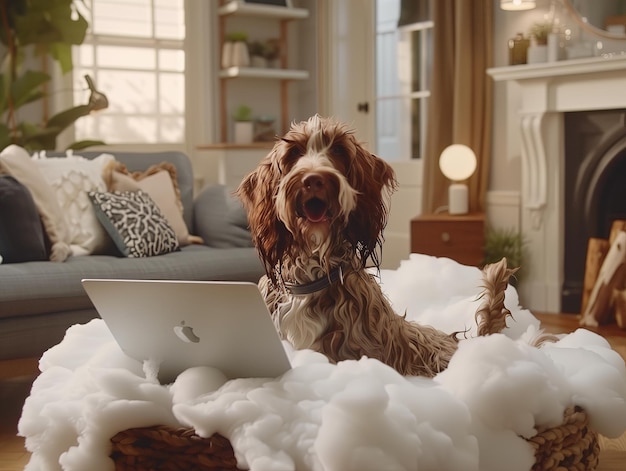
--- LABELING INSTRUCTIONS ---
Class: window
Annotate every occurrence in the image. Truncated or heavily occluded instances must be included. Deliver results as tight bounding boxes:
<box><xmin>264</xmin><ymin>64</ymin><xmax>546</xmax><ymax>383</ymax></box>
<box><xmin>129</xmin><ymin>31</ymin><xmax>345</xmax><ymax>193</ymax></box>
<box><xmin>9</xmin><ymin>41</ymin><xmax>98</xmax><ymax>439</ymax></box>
<box><xmin>375</xmin><ymin>0</ymin><xmax>432</xmax><ymax>161</ymax></box>
<box><xmin>73</xmin><ymin>0</ymin><xmax>186</xmax><ymax>144</ymax></box>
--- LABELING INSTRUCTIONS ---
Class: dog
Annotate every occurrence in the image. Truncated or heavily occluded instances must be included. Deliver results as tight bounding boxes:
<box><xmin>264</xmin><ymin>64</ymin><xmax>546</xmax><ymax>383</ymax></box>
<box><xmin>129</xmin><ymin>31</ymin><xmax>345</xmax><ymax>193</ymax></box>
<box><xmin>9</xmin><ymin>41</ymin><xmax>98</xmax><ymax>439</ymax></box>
<box><xmin>237</xmin><ymin>115</ymin><xmax>513</xmax><ymax>377</ymax></box>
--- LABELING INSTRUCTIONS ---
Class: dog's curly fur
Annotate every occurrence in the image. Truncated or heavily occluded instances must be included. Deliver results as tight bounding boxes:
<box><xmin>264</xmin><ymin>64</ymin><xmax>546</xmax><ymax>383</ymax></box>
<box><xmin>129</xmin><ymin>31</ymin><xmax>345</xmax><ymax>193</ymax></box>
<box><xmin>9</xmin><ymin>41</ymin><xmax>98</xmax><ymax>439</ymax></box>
<box><xmin>237</xmin><ymin>115</ymin><xmax>509</xmax><ymax>377</ymax></box>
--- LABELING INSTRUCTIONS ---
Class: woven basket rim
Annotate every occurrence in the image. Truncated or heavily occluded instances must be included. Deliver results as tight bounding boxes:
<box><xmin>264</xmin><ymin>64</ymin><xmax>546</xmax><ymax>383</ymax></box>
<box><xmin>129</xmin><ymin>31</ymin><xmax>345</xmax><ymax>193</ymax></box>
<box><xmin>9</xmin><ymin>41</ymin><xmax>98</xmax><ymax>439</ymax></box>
<box><xmin>110</xmin><ymin>405</ymin><xmax>600</xmax><ymax>471</ymax></box>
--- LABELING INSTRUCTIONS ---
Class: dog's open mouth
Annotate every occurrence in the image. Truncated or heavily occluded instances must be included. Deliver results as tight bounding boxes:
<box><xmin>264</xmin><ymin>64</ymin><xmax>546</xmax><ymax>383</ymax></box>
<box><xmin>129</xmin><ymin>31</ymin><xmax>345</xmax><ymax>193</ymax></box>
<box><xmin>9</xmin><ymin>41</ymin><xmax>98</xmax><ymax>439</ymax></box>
<box><xmin>303</xmin><ymin>197</ymin><xmax>329</xmax><ymax>223</ymax></box>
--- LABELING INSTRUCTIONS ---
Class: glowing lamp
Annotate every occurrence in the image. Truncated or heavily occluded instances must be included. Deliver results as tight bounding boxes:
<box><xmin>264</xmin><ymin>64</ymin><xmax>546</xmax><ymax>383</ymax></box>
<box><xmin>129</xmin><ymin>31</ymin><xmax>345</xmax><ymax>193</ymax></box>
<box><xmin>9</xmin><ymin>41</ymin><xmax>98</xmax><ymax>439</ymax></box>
<box><xmin>439</xmin><ymin>144</ymin><xmax>477</xmax><ymax>215</ymax></box>
<box><xmin>500</xmin><ymin>0</ymin><xmax>536</xmax><ymax>11</ymax></box>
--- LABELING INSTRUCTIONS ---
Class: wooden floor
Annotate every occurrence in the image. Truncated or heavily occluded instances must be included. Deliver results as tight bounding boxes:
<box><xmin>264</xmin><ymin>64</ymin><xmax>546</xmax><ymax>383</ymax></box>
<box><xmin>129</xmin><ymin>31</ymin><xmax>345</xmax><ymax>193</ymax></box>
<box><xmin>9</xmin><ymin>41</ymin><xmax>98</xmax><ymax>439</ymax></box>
<box><xmin>0</xmin><ymin>313</ymin><xmax>625</xmax><ymax>470</ymax></box>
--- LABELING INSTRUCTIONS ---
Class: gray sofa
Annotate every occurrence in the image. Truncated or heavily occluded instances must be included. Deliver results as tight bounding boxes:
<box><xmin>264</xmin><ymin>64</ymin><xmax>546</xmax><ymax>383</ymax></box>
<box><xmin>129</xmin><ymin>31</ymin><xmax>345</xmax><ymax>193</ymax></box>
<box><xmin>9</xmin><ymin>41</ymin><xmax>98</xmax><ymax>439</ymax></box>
<box><xmin>0</xmin><ymin>151</ymin><xmax>264</xmax><ymax>363</ymax></box>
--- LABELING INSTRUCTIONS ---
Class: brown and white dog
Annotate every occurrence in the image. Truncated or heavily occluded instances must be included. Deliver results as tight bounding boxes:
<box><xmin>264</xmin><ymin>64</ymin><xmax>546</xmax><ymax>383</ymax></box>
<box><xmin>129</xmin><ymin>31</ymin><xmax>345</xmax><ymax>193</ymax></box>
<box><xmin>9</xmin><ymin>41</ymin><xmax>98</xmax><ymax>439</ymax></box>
<box><xmin>237</xmin><ymin>115</ymin><xmax>512</xmax><ymax>377</ymax></box>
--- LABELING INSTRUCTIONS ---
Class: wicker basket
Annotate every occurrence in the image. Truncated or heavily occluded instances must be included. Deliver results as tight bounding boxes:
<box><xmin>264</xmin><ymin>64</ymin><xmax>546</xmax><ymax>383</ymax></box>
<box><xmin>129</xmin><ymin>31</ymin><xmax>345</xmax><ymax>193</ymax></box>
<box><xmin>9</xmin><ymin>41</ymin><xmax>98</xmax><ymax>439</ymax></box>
<box><xmin>110</xmin><ymin>406</ymin><xmax>600</xmax><ymax>471</ymax></box>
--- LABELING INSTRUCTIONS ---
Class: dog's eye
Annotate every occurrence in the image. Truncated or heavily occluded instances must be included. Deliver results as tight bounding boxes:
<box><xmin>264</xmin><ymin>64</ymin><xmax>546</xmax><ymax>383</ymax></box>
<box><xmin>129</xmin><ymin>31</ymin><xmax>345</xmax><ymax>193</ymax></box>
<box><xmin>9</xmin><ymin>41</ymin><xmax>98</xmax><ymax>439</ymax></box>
<box><xmin>329</xmin><ymin>144</ymin><xmax>351</xmax><ymax>173</ymax></box>
<box><xmin>330</xmin><ymin>143</ymin><xmax>345</xmax><ymax>155</ymax></box>
<box><xmin>283</xmin><ymin>145</ymin><xmax>303</xmax><ymax>169</ymax></box>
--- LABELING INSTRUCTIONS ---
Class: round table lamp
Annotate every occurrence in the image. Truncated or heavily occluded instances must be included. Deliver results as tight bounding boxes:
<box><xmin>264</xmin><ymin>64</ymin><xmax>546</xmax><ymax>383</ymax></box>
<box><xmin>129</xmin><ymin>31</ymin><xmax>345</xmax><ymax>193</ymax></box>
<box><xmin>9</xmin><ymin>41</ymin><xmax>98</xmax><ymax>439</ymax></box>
<box><xmin>439</xmin><ymin>144</ymin><xmax>477</xmax><ymax>215</ymax></box>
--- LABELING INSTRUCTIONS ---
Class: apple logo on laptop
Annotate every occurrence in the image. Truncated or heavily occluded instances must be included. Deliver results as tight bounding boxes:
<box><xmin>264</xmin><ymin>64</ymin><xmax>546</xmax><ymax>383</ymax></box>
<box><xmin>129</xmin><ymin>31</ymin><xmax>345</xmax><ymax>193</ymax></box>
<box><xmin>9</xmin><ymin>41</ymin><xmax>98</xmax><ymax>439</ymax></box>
<box><xmin>173</xmin><ymin>321</ymin><xmax>200</xmax><ymax>343</ymax></box>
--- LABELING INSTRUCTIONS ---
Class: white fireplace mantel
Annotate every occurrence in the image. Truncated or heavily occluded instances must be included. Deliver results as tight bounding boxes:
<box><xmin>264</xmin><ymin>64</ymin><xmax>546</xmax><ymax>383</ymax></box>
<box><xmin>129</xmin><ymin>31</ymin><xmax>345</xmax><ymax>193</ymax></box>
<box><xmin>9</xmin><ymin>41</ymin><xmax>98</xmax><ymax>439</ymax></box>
<box><xmin>487</xmin><ymin>55</ymin><xmax>626</xmax><ymax>312</ymax></box>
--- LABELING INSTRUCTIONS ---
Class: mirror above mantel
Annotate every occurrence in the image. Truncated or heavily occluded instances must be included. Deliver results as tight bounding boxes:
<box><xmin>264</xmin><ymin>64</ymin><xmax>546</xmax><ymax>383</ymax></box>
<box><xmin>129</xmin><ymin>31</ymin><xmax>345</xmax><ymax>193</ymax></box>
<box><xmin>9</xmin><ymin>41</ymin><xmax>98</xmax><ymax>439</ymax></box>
<box><xmin>563</xmin><ymin>0</ymin><xmax>626</xmax><ymax>39</ymax></box>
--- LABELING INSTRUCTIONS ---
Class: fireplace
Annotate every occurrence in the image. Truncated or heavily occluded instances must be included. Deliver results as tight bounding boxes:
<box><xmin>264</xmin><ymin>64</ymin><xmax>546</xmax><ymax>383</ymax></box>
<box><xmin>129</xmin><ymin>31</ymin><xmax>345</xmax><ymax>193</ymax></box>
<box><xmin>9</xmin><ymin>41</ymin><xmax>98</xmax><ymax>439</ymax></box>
<box><xmin>562</xmin><ymin>109</ymin><xmax>626</xmax><ymax>313</ymax></box>
<box><xmin>488</xmin><ymin>55</ymin><xmax>626</xmax><ymax>312</ymax></box>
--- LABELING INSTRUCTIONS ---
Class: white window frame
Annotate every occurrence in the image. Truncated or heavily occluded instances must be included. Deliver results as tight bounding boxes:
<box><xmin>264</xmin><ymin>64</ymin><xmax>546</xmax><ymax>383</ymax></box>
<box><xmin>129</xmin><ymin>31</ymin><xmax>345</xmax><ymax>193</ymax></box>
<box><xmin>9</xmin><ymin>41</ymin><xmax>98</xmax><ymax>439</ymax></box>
<box><xmin>53</xmin><ymin>0</ymin><xmax>212</xmax><ymax>156</ymax></box>
<box><xmin>375</xmin><ymin>0</ymin><xmax>432</xmax><ymax>161</ymax></box>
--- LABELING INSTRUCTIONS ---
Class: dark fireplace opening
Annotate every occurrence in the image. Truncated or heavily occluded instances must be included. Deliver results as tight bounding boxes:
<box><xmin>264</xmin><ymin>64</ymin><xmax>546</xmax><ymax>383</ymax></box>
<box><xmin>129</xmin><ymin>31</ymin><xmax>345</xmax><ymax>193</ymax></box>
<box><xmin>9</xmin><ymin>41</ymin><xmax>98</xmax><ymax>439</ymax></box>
<box><xmin>562</xmin><ymin>109</ymin><xmax>626</xmax><ymax>314</ymax></box>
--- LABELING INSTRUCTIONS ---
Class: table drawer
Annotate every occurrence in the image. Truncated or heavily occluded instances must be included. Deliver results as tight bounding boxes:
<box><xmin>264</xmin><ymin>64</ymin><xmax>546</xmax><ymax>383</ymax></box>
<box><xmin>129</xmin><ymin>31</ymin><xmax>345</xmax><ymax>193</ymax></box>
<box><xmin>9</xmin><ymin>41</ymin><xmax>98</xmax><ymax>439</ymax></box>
<box><xmin>410</xmin><ymin>214</ymin><xmax>485</xmax><ymax>266</ymax></box>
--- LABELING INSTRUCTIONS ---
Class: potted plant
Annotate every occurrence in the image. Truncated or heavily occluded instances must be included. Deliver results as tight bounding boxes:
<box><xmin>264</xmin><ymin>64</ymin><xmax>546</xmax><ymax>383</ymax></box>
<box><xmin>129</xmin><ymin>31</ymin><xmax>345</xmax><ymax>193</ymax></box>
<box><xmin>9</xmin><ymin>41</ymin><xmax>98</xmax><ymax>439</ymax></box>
<box><xmin>482</xmin><ymin>226</ymin><xmax>527</xmax><ymax>286</ymax></box>
<box><xmin>233</xmin><ymin>105</ymin><xmax>254</xmax><ymax>144</ymax></box>
<box><xmin>0</xmin><ymin>0</ymin><xmax>107</xmax><ymax>151</ymax></box>
<box><xmin>527</xmin><ymin>22</ymin><xmax>552</xmax><ymax>63</ymax></box>
<box><xmin>222</xmin><ymin>31</ymin><xmax>249</xmax><ymax>69</ymax></box>
<box><xmin>248</xmin><ymin>40</ymin><xmax>266</xmax><ymax>68</ymax></box>
<box><xmin>263</xmin><ymin>38</ymin><xmax>281</xmax><ymax>68</ymax></box>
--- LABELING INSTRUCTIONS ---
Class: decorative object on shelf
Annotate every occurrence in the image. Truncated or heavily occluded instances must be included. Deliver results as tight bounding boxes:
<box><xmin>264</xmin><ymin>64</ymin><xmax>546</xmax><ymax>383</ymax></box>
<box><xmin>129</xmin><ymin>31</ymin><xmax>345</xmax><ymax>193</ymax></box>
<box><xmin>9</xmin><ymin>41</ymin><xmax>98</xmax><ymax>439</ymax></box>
<box><xmin>248</xmin><ymin>40</ymin><xmax>267</xmax><ymax>67</ymax></box>
<box><xmin>221</xmin><ymin>41</ymin><xmax>233</xmax><ymax>68</ymax></box>
<box><xmin>438</xmin><ymin>144</ymin><xmax>477</xmax><ymax>215</ymax></box>
<box><xmin>500</xmin><ymin>0</ymin><xmax>535</xmax><ymax>10</ymax></box>
<box><xmin>547</xmin><ymin>30</ymin><xmax>563</xmax><ymax>61</ymax></box>
<box><xmin>222</xmin><ymin>32</ymin><xmax>250</xmax><ymax>68</ymax></box>
<box><xmin>233</xmin><ymin>105</ymin><xmax>254</xmax><ymax>144</ymax></box>
<box><xmin>263</xmin><ymin>38</ymin><xmax>281</xmax><ymax>68</ymax></box>
<box><xmin>254</xmin><ymin>116</ymin><xmax>276</xmax><ymax>142</ymax></box>
<box><xmin>508</xmin><ymin>32</ymin><xmax>530</xmax><ymax>65</ymax></box>
<box><xmin>527</xmin><ymin>22</ymin><xmax>552</xmax><ymax>64</ymax></box>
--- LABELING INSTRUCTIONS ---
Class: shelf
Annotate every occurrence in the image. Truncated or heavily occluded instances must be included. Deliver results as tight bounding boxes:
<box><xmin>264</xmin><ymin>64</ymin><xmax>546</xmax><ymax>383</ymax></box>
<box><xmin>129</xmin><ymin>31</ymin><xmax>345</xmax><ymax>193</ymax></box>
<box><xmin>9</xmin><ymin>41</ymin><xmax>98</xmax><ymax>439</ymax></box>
<box><xmin>487</xmin><ymin>54</ymin><xmax>626</xmax><ymax>82</ymax></box>
<box><xmin>218</xmin><ymin>1</ymin><xmax>309</xmax><ymax>20</ymax></box>
<box><xmin>197</xmin><ymin>142</ymin><xmax>275</xmax><ymax>150</ymax></box>
<box><xmin>219</xmin><ymin>66</ymin><xmax>309</xmax><ymax>80</ymax></box>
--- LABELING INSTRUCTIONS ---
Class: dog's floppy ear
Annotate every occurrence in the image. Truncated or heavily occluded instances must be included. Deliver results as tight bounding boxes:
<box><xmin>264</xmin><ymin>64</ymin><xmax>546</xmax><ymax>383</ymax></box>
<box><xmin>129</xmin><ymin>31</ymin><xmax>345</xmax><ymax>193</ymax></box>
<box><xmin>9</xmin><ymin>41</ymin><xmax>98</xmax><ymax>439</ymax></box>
<box><xmin>345</xmin><ymin>142</ymin><xmax>397</xmax><ymax>268</ymax></box>
<box><xmin>236</xmin><ymin>148</ymin><xmax>293</xmax><ymax>284</ymax></box>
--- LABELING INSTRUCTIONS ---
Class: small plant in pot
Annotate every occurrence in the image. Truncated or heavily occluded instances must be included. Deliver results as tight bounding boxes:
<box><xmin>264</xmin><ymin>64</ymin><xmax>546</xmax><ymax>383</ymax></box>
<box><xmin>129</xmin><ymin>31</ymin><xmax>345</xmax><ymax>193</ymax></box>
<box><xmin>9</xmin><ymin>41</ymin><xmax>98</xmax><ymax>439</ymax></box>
<box><xmin>248</xmin><ymin>40</ymin><xmax>266</xmax><ymax>68</ymax></box>
<box><xmin>222</xmin><ymin>31</ymin><xmax>249</xmax><ymax>68</ymax></box>
<box><xmin>529</xmin><ymin>22</ymin><xmax>552</xmax><ymax>46</ymax></box>
<box><xmin>263</xmin><ymin>38</ymin><xmax>281</xmax><ymax>68</ymax></box>
<box><xmin>482</xmin><ymin>226</ymin><xmax>527</xmax><ymax>287</ymax></box>
<box><xmin>232</xmin><ymin>105</ymin><xmax>253</xmax><ymax>144</ymax></box>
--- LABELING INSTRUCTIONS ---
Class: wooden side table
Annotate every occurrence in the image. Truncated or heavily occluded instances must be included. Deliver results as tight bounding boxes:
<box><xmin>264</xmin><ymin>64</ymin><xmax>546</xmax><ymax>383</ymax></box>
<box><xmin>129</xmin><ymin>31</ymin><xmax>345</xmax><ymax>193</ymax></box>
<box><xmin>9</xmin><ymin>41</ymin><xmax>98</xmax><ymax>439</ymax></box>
<box><xmin>410</xmin><ymin>212</ymin><xmax>485</xmax><ymax>266</ymax></box>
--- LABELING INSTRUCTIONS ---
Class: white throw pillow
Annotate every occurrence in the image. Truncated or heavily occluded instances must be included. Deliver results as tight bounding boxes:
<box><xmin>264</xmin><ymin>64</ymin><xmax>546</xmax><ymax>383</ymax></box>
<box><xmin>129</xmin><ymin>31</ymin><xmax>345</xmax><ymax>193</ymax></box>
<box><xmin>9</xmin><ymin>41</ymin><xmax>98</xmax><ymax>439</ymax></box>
<box><xmin>33</xmin><ymin>153</ymin><xmax>116</xmax><ymax>256</ymax></box>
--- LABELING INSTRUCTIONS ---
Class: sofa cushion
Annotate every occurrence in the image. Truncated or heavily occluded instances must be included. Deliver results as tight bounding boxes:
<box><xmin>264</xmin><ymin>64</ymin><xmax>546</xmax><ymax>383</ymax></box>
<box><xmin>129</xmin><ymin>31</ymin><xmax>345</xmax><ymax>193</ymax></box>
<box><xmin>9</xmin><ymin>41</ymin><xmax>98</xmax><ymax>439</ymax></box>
<box><xmin>89</xmin><ymin>190</ymin><xmax>180</xmax><ymax>258</ymax></box>
<box><xmin>0</xmin><ymin>145</ymin><xmax>72</xmax><ymax>261</ymax></box>
<box><xmin>0</xmin><ymin>176</ymin><xmax>48</xmax><ymax>263</ymax></box>
<box><xmin>0</xmin><ymin>245</ymin><xmax>265</xmax><ymax>319</ymax></box>
<box><xmin>33</xmin><ymin>152</ymin><xmax>116</xmax><ymax>256</ymax></box>
<box><xmin>108</xmin><ymin>166</ymin><xmax>201</xmax><ymax>246</ymax></box>
<box><xmin>193</xmin><ymin>184</ymin><xmax>254</xmax><ymax>248</ymax></box>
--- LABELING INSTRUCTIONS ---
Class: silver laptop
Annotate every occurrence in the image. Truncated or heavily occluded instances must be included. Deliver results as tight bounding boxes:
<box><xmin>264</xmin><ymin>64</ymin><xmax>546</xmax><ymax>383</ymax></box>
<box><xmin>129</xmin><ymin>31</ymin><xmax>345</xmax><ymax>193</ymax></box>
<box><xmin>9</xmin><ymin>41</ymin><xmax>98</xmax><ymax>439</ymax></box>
<box><xmin>81</xmin><ymin>279</ymin><xmax>291</xmax><ymax>384</ymax></box>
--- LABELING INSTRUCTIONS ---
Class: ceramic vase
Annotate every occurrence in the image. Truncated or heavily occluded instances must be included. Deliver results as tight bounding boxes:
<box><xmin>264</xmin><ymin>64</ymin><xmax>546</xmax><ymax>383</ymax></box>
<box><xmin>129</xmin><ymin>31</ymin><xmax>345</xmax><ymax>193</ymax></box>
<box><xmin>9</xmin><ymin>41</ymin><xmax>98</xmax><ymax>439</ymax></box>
<box><xmin>234</xmin><ymin>121</ymin><xmax>254</xmax><ymax>144</ymax></box>
<box><xmin>231</xmin><ymin>41</ymin><xmax>250</xmax><ymax>67</ymax></box>
<box><xmin>527</xmin><ymin>44</ymin><xmax>548</xmax><ymax>64</ymax></box>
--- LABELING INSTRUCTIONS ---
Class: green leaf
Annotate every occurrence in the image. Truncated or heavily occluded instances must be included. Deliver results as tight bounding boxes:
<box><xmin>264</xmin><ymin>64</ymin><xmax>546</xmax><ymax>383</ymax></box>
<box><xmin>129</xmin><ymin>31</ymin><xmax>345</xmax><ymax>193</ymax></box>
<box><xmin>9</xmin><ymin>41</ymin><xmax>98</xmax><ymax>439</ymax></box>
<box><xmin>21</xmin><ymin>122</ymin><xmax>62</xmax><ymax>151</ymax></box>
<box><xmin>0</xmin><ymin>123</ymin><xmax>12</xmax><ymax>150</ymax></box>
<box><xmin>48</xmin><ymin>42</ymin><xmax>74</xmax><ymax>74</ymax></box>
<box><xmin>0</xmin><ymin>74</ymin><xmax>6</xmax><ymax>114</ymax></box>
<box><xmin>10</xmin><ymin>70</ymin><xmax>50</xmax><ymax>109</ymax></box>
<box><xmin>49</xmin><ymin>3</ymin><xmax>88</xmax><ymax>45</ymax></box>
<box><xmin>66</xmin><ymin>139</ymin><xmax>106</xmax><ymax>151</ymax></box>
<box><xmin>45</xmin><ymin>104</ymin><xmax>91</xmax><ymax>132</ymax></box>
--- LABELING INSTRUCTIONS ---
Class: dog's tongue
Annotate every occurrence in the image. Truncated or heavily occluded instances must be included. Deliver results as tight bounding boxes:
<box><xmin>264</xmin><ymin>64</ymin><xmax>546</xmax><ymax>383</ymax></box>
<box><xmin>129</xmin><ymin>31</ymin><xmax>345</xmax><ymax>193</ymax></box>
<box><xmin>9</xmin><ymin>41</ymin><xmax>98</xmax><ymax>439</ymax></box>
<box><xmin>304</xmin><ymin>198</ymin><xmax>328</xmax><ymax>223</ymax></box>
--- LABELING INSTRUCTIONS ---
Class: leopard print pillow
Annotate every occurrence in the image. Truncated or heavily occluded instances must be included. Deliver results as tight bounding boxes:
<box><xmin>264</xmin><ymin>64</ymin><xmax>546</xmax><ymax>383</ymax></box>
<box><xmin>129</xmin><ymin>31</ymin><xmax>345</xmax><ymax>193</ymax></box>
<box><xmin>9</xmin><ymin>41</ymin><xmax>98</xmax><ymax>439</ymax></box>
<box><xmin>88</xmin><ymin>190</ymin><xmax>179</xmax><ymax>257</ymax></box>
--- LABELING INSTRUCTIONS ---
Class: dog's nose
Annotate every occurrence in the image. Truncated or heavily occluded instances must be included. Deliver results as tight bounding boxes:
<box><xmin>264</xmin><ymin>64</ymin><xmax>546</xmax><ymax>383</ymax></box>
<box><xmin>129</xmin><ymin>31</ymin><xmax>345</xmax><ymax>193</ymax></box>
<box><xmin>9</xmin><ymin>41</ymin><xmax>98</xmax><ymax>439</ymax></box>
<box><xmin>303</xmin><ymin>173</ymin><xmax>325</xmax><ymax>191</ymax></box>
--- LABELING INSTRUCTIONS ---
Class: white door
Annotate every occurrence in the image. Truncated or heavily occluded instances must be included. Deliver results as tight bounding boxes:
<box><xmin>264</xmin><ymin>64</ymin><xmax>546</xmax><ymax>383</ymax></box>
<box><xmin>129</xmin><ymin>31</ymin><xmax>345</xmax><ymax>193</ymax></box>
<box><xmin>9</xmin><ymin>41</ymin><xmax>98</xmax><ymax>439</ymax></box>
<box><xmin>318</xmin><ymin>0</ymin><xmax>374</xmax><ymax>140</ymax></box>
<box><xmin>320</xmin><ymin>0</ymin><xmax>424</xmax><ymax>269</ymax></box>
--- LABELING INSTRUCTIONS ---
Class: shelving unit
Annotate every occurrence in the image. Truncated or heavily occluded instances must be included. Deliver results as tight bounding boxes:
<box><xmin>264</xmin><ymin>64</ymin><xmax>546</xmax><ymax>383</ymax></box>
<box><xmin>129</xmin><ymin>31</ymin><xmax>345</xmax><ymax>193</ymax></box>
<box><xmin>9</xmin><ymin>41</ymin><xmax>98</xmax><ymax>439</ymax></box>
<box><xmin>217</xmin><ymin>0</ymin><xmax>310</xmax><ymax>143</ymax></box>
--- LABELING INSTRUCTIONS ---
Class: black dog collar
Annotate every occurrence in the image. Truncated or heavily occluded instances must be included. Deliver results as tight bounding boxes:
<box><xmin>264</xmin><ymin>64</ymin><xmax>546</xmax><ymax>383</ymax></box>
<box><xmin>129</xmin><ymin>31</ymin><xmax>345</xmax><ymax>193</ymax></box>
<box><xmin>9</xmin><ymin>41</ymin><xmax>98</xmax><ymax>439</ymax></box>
<box><xmin>284</xmin><ymin>266</ymin><xmax>344</xmax><ymax>296</ymax></box>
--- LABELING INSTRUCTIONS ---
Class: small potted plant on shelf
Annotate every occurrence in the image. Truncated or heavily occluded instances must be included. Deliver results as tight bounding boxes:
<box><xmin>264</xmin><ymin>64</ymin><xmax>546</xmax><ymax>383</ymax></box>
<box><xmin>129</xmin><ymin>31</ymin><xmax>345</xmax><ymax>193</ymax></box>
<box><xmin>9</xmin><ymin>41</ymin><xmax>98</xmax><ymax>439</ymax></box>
<box><xmin>222</xmin><ymin>32</ymin><xmax>250</xmax><ymax>69</ymax></box>
<box><xmin>248</xmin><ymin>40</ymin><xmax>266</xmax><ymax>68</ymax></box>
<box><xmin>527</xmin><ymin>22</ymin><xmax>552</xmax><ymax>63</ymax></box>
<box><xmin>233</xmin><ymin>105</ymin><xmax>254</xmax><ymax>144</ymax></box>
<box><xmin>263</xmin><ymin>38</ymin><xmax>281</xmax><ymax>68</ymax></box>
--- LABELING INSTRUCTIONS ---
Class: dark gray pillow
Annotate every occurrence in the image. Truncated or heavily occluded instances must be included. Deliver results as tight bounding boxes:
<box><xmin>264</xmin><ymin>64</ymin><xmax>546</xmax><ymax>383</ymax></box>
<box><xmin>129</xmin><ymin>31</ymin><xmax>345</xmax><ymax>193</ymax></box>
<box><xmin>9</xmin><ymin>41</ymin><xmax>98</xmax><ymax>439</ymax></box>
<box><xmin>0</xmin><ymin>176</ymin><xmax>48</xmax><ymax>263</ymax></box>
<box><xmin>193</xmin><ymin>185</ymin><xmax>253</xmax><ymax>248</ymax></box>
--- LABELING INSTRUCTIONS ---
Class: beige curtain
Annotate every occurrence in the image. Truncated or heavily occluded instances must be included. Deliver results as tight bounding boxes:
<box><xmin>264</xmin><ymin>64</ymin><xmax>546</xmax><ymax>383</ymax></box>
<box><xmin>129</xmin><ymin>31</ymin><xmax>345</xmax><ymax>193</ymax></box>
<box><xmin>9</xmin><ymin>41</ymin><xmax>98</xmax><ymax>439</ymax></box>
<box><xmin>422</xmin><ymin>0</ymin><xmax>493</xmax><ymax>214</ymax></box>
